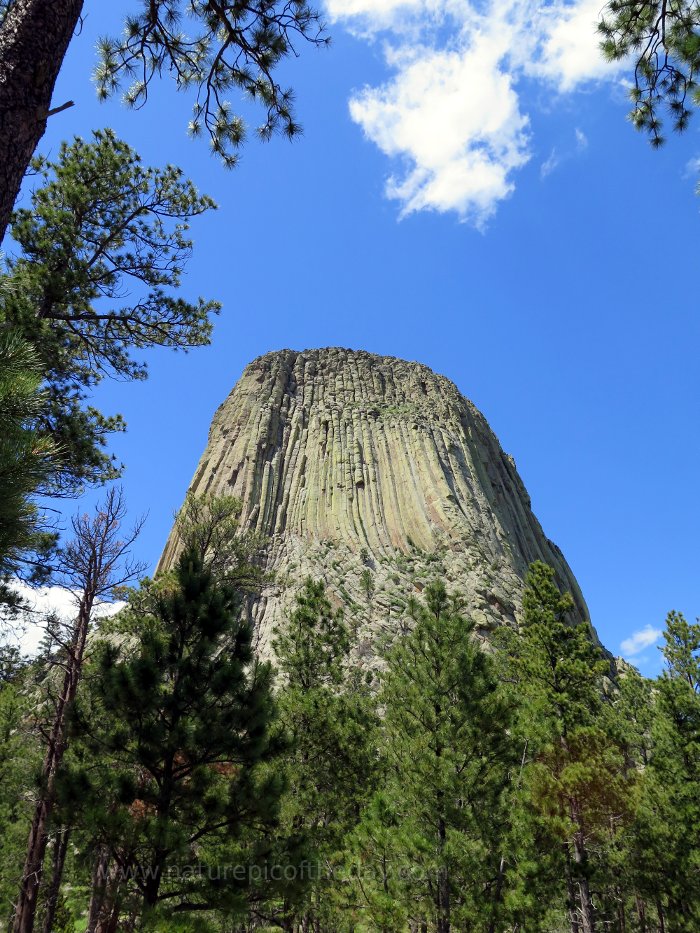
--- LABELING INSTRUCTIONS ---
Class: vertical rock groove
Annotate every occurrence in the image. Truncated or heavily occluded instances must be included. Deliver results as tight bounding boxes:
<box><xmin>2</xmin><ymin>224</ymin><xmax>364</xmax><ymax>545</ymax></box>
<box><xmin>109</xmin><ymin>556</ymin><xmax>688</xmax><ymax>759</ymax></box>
<box><xmin>159</xmin><ymin>348</ymin><xmax>591</xmax><ymax>655</ymax></box>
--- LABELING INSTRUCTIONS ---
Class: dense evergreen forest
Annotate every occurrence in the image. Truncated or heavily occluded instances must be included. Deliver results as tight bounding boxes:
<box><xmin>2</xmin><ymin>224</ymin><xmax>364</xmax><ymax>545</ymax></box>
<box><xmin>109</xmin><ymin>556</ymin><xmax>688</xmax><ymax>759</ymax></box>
<box><xmin>0</xmin><ymin>493</ymin><xmax>698</xmax><ymax>932</ymax></box>
<box><xmin>1</xmin><ymin>0</ymin><xmax>700</xmax><ymax>931</ymax></box>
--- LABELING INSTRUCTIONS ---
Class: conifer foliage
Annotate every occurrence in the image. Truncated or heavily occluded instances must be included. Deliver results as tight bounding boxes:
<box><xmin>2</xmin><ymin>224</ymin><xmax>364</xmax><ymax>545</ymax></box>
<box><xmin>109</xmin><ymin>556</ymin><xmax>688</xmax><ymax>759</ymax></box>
<box><xmin>354</xmin><ymin>581</ymin><xmax>516</xmax><ymax>932</ymax></box>
<box><xmin>2</xmin><ymin>130</ymin><xmax>218</xmax><ymax>493</ymax></box>
<box><xmin>78</xmin><ymin>541</ymin><xmax>284</xmax><ymax>927</ymax></box>
<box><xmin>2</xmin><ymin>542</ymin><xmax>700</xmax><ymax>931</ymax></box>
<box><xmin>599</xmin><ymin>0</ymin><xmax>700</xmax><ymax>146</ymax></box>
<box><xmin>0</xmin><ymin>330</ymin><xmax>56</xmax><ymax>603</ymax></box>
<box><xmin>273</xmin><ymin>579</ymin><xmax>379</xmax><ymax>931</ymax></box>
<box><xmin>96</xmin><ymin>0</ymin><xmax>330</xmax><ymax>169</ymax></box>
<box><xmin>507</xmin><ymin>561</ymin><xmax>620</xmax><ymax>933</ymax></box>
<box><xmin>623</xmin><ymin>611</ymin><xmax>700</xmax><ymax>930</ymax></box>
<box><xmin>0</xmin><ymin>0</ymin><xmax>327</xmax><ymax>244</ymax></box>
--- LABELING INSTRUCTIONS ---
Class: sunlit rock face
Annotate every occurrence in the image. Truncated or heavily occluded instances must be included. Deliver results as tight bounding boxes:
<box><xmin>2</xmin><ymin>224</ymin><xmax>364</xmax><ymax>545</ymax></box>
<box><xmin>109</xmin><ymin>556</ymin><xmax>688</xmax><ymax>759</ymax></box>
<box><xmin>159</xmin><ymin>348</ymin><xmax>590</xmax><ymax>657</ymax></box>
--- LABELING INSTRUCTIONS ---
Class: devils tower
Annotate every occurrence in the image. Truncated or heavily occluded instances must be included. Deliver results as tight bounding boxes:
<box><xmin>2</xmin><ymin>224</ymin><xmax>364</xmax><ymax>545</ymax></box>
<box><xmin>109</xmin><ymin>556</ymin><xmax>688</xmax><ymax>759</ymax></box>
<box><xmin>159</xmin><ymin>348</ymin><xmax>590</xmax><ymax>655</ymax></box>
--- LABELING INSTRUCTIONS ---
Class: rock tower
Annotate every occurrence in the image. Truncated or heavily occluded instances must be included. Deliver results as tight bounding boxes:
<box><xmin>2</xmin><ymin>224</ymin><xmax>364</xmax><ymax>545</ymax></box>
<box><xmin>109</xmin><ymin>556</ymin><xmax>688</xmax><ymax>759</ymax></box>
<box><xmin>159</xmin><ymin>348</ymin><xmax>591</xmax><ymax>656</ymax></box>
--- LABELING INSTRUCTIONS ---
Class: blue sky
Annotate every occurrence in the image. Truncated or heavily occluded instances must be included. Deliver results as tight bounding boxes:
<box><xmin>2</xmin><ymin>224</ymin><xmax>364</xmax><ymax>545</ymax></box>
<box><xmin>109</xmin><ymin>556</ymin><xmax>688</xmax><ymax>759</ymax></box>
<box><xmin>7</xmin><ymin>0</ymin><xmax>700</xmax><ymax>674</ymax></box>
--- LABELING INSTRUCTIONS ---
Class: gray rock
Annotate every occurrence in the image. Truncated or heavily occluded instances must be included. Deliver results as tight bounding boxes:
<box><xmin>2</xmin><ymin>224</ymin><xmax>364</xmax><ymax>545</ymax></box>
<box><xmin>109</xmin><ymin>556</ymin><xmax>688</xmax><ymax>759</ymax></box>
<box><xmin>158</xmin><ymin>348</ymin><xmax>593</xmax><ymax>661</ymax></box>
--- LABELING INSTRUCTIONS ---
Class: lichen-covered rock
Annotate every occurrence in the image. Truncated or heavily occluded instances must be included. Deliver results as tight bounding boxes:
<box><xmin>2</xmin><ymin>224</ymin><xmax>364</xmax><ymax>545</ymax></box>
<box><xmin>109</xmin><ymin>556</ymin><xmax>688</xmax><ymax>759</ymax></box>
<box><xmin>159</xmin><ymin>348</ymin><xmax>591</xmax><ymax>658</ymax></box>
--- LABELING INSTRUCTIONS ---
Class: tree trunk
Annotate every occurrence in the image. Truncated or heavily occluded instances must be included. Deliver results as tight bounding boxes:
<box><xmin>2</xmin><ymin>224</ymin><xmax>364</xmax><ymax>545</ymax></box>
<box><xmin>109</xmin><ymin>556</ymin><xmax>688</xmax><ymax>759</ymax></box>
<box><xmin>142</xmin><ymin>860</ymin><xmax>164</xmax><ymax>911</ymax></box>
<box><xmin>13</xmin><ymin>594</ymin><xmax>94</xmax><ymax>933</ymax></box>
<box><xmin>436</xmin><ymin>816</ymin><xmax>450</xmax><ymax>933</ymax></box>
<box><xmin>86</xmin><ymin>848</ymin><xmax>112</xmax><ymax>933</ymax></box>
<box><xmin>0</xmin><ymin>0</ymin><xmax>84</xmax><ymax>245</ymax></box>
<box><xmin>96</xmin><ymin>893</ymin><xmax>122</xmax><ymax>933</ymax></box>
<box><xmin>634</xmin><ymin>895</ymin><xmax>646</xmax><ymax>932</ymax></box>
<box><xmin>14</xmin><ymin>490</ymin><xmax>139</xmax><ymax>933</ymax></box>
<box><xmin>572</xmin><ymin>839</ymin><xmax>595</xmax><ymax>933</ymax></box>
<box><xmin>569</xmin><ymin>799</ymin><xmax>595</xmax><ymax>933</ymax></box>
<box><xmin>655</xmin><ymin>900</ymin><xmax>665</xmax><ymax>933</ymax></box>
<box><xmin>41</xmin><ymin>827</ymin><xmax>71</xmax><ymax>933</ymax></box>
<box><xmin>617</xmin><ymin>893</ymin><xmax>626</xmax><ymax>933</ymax></box>
<box><xmin>565</xmin><ymin>849</ymin><xmax>581</xmax><ymax>933</ymax></box>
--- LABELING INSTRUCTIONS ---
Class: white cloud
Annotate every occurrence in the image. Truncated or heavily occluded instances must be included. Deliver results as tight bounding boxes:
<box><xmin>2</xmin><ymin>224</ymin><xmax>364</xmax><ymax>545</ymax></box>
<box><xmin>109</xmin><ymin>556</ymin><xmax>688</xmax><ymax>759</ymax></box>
<box><xmin>327</xmin><ymin>0</ymin><xmax>626</xmax><ymax>223</ymax></box>
<box><xmin>532</xmin><ymin>0</ymin><xmax>618</xmax><ymax>91</ymax></box>
<box><xmin>620</xmin><ymin>624</ymin><xmax>662</xmax><ymax>658</ymax></box>
<box><xmin>2</xmin><ymin>581</ymin><xmax>125</xmax><ymax>657</ymax></box>
<box><xmin>540</xmin><ymin>128</ymin><xmax>588</xmax><ymax>178</ymax></box>
<box><xmin>540</xmin><ymin>148</ymin><xmax>560</xmax><ymax>178</ymax></box>
<box><xmin>350</xmin><ymin>39</ymin><xmax>530</xmax><ymax>225</ymax></box>
<box><xmin>683</xmin><ymin>155</ymin><xmax>700</xmax><ymax>178</ymax></box>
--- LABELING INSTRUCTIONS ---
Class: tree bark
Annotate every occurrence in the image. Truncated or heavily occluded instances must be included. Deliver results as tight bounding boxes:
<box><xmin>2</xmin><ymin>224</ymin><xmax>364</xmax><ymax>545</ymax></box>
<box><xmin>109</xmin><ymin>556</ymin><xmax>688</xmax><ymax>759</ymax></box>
<box><xmin>634</xmin><ymin>895</ymin><xmax>646</xmax><ymax>932</ymax></box>
<box><xmin>13</xmin><ymin>489</ymin><xmax>141</xmax><ymax>933</ymax></box>
<box><xmin>86</xmin><ymin>848</ymin><xmax>111</xmax><ymax>933</ymax></box>
<box><xmin>436</xmin><ymin>815</ymin><xmax>450</xmax><ymax>933</ymax></box>
<box><xmin>95</xmin><ymin>872</ymin><xmax>123</xmax><ymax>933</ymax></box>
<box><xmin>655</xmin><ymin>899</ymin><xmax>666</xmax><ymax>933</ymax></box>
<box><xmin>571</xmin><ymin>822</ymin><xmax>595</xmax><ymax>933</ymax></box>
<box><xmin>41</xmin><ymin>827</ymin><xmax>71</xmax><ymax>933</ymax></box>
<box><xmin>0</xmin><ymin>0</ymin><xmax>84</xmax><ymax>245</ymax></box>
<box><xmin>87</xmin><ymin>848</ymin><xmax>124</xmax><ymax>933</ymax></box>
<box><xmin>13</xmin><ymin>594</ymin><xmax>94</xmax><ymax>933</ymax></box>
<box><xmin>565</xmin><ymin>849</ymin><xmax>581</xmax><ymax>933</ymax></box>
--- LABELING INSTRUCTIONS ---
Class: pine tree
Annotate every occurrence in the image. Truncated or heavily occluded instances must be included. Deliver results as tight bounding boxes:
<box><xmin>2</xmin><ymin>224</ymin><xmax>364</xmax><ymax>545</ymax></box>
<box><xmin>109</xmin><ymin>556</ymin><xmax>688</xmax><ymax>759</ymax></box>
<box><xmin>0</xmin><ymin>329</ymin><xmax>56</xmax><ymax>605</ymax></box>
<box><xmin>628</xmin><ymin>611</ymin><xmax>700</xmax><ymax>930</ymax></box>
<box><xmin>272</xmin><ymin>578</ymin><xmax>379</xmax><ymax>931</ymax></box>
<box><xmin>0</xmin><ymin>0</ymin><xmax>328</xmax><ymax>244</ymax></box>
<box><xmin>79</xmin><ymin>543</ymin><xmax>285</xmax><ymax>928</ymax></box>
<box><xmin>0</xmin><ymin>666</ymin><xmax>43</xmax><ymax>929</ymax></box>
<box><xmin>3</xmin><ymin>130</ymin><xmax>218</xmax><ymax>493</ymax></box>
<box><xmin>341</xmin><ymin>790</ymin><xmax>409</xmax><ymax>932</ymax></box>
<box><xmin>364</xmin><ymin>580</ymin><xmax>516</xmax><ymax>933</ymax></box>
<box><xmin>507</xmin><ymin>561</ymin><xmax>624</xmax><ymax>933</ymax></box>
<box><xmin>660</xmin><ymin>610</ymin><xmax>700</xmax><ymax>692</ymax></box>
<box><xmin>0</xmin><ymin>0</ymin><xmax>83</xmax><ymax>245</ymax></box>
<box><xmin>12</xmin><ymin>489</ymin><xmax>143</xmax><ymax>933</ymax></box>
<box><xmin>598</xmin><ymin>0</ymin><xmax>699</xmax><ymax>147</ymax></box>
<box><xmin>595</xmin><ymin>666</ymin><xmax>655</xmax><ymax>930</ymax></box>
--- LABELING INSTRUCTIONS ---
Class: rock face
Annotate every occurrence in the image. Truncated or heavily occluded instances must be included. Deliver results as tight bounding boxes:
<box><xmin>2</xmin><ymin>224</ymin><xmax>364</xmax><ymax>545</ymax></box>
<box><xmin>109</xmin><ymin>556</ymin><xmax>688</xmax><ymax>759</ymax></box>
<box><xmin>159</xmin><ymin>347</ymin><xmax>590</xmax><ymax>657</ymax></box>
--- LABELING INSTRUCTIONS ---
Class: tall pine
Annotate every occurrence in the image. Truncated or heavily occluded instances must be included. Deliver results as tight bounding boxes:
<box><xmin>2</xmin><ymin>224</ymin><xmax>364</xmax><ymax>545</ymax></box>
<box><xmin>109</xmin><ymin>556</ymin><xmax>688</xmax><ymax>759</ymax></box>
<box><xmin>366</xmin><ymin>580</ymin><xmax>515</xmax><ymax>932</ymax></box>
<box><xmin>272</xmin><ymin>578</ymin><xmax>379</xmax><ymax>931</ymax></box>
<box><xmin>508</xmin><ymin>561</ymin><xmax>627</xmax><ymax>933</ymax></box>
<box><xmin>78</xmin><ymin>544</ymin><xmax>285</xmax><ymax>929</ymax></box>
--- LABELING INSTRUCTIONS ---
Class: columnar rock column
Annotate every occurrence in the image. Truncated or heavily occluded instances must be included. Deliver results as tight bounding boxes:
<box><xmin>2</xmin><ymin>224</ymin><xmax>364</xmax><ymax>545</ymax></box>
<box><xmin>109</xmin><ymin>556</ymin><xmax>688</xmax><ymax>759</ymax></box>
<box><xmin>159</xmin><ymin>347</ymin><xmax>591</xmax><ymax>657</ymax></box>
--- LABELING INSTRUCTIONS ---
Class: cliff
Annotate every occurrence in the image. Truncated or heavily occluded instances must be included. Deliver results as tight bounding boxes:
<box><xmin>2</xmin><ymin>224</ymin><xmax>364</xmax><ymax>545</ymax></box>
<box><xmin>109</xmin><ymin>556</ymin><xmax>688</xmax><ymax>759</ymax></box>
<box><xmin>159</xmin><ymin>347</ymin><xmax>591</xmax><ymax>655</ymax></box>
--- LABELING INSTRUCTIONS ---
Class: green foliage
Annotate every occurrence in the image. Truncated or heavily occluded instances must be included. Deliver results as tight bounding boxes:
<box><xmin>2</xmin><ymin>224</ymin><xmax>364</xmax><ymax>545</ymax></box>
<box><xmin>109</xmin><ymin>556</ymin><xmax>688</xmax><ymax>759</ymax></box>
<box><xmin>172</xmin><ymin>491</ymin><xmax>265</xmax><ymax>593</ymax></box>
<box><xmin>273</xmin><ymin>579</ymin><xmax>379</xmax><ymax>929</ymax></box>
<box><xmin>274</xmin><ymin>578</ymin><xmax>350</xmax><ymax>691</ymax></box>
<box><xmin>660</xmin><ymin>609</ymin><xmax>700</xmax><ymax>690</ymax></box>
<box><xmin>599</xmin><ymin>0</ymin><xmax>700</xmax><ymax>146</ymax></box>
<box><xmin>351</xmin><ymin>580</ymin><xmax>516</xmax><ymax>930</ymax></box>
<box><xmin>3</xmin><ymin>129</ymin><xmax>218</xmax><ymax>493</ymax></box>
<box><xmin>95</xmin><ymin>0</ymin><xmax>330</xmax><ymax>169</ymax></box>
<box><xmin>0</xmin><ymin>329</ymin><xmax>57</xmax><ymax>598</ymax></box>
<box><xmin>504</xmin><ymin>562</ymin><xmax>631</xmax><ymax>932</ymax></box>
<box><xmin>515</xmin><ymin>561</ymin><xmax>611</xmax><ymax>737</ymax></box>
<box><xmin>359</xmin><ymin>567</ymin><xmax>374</xmax><ymax>600</ymax></box>
<box><xmin>0</xmin><ymin>676</ymin><xmax>42</xmax><ymax>926</ymax></box>
<box><xmin>75</xmin><ymin>543</ymin><xmax>285</xmax><ymax>924</ymax></box>
<box><xmin>2</xmin><ymin>546</ymin><xmax>698</xmax><ymax>931</ymax></box>
<box><xmin>0</xmin><ymin>643</ymin><xmax>30</xmax><ymax>684</ymax></box>
<box><xmin>341</xmin><ymin>791</ymin><xmax>409</xmax><ymax>931</ymax></box>
<box><xmin>625</xmin><ymin>608</ymin><xmax>700</xmax><ymax>928</ymax></box>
